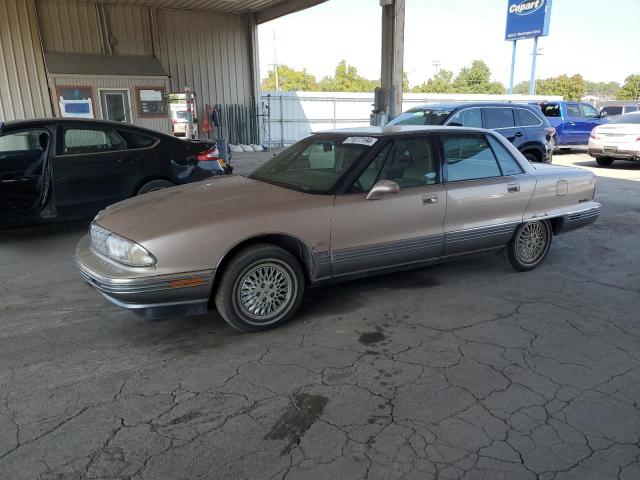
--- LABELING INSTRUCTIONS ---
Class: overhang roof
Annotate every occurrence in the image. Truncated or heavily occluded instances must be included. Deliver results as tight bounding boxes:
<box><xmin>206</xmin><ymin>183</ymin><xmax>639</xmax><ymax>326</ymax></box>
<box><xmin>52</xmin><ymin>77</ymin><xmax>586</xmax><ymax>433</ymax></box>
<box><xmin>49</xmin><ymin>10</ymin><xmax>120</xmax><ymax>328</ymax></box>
<box><xmin>91</xmin><ymin>0</ymin><xmax>327</xmax><ymax>23</ymax></box>
<box><xmin>45</xmin><ymin>53</ymin><xmax>169</xmax><ymax>77</ymax></box>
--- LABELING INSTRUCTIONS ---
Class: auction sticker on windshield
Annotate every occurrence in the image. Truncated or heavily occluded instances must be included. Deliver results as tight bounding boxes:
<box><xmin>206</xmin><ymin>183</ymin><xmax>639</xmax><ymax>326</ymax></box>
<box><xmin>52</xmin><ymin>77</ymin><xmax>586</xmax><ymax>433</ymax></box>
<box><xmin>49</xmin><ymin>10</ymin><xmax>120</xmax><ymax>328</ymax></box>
<box><xmin>343</xmin><ymin>137</ymin><xmax>378</xmax><ymax>146</ymax></box>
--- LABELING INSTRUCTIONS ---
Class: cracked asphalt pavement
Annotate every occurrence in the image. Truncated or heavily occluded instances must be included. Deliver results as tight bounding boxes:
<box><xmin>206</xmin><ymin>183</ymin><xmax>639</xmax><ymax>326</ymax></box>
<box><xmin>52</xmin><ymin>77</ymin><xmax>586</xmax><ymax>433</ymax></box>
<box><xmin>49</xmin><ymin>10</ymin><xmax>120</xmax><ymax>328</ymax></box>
<box><xmin>1</xmin><ymin>153</ymin><xmax>639</xmax><ymax>479</ymax></box>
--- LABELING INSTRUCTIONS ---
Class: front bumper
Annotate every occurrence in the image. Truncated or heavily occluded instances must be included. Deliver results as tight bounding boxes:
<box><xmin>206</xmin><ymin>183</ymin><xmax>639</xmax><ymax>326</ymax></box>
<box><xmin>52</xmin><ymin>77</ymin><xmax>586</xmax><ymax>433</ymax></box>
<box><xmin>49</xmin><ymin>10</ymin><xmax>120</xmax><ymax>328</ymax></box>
<box><xmin>74</xmin><ymin>235</ymin><xmax>214</xmax><ymax>319</ymax></box>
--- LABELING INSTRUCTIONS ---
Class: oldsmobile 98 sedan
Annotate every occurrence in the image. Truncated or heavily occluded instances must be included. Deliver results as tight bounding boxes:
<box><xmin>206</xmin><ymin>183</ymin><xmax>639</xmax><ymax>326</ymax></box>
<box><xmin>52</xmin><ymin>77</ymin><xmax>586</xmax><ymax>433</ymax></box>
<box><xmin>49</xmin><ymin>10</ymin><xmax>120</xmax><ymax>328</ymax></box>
<box><xmin>75</xmin><ymin>126</ymin><xmax>601</xmax><ymax>332</ymax></box>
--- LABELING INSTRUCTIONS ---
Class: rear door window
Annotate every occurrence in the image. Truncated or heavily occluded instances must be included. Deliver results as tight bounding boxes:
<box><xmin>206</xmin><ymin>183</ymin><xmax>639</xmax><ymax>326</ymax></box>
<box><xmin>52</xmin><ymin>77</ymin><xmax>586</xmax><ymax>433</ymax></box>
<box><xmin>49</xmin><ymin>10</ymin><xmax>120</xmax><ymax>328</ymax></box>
<box><xmin>516</xmin><ymin>109</ymin><xmax>542</xmax><ymax>127</ymax></box>
<box><xmin>581</xmin><ymin>104</ymin><xmax>599</xmax><ymax>119</ymax></box>
<box><xmin>484</xmin><ymin>108</ymin><xmax>515</xmax><ymax>129</ymax></box>
<box><xmin>486</xmin><ymin>135</ymin><xmax>524</xmax><ymax>175</ymax></box>
<box><xmin>442</xmin><ymin>134</ymin><xmax>502</xmax><ymax>182</ymax></box>
<box><xmin>566</xmin><ymin>104</ymin><xmax>582</xmax><ymax>117</ymax></box>
<box><xmin>447</xmin><ymin>108</ymin><xmax>482</xmax><ymax>127</ymax></box>
<box><xmin>63</xmin><ymin>127</ymin><xmax>127</xmax><ymax>155</ymax></box>
<box><xmin>626</xmin><ymin>106</ymin><xmax>638</xmax><ymax>113</ymax></box>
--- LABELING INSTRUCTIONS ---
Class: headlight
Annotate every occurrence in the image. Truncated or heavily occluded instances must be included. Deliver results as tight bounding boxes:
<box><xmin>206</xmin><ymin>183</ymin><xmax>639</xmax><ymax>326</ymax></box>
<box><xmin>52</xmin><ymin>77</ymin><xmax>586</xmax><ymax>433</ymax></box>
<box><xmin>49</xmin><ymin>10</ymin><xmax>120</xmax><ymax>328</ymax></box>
<box><xmin>90</xmin><ymin>224</ymin><xmax>156</xmax><ymax>267</ymax></box>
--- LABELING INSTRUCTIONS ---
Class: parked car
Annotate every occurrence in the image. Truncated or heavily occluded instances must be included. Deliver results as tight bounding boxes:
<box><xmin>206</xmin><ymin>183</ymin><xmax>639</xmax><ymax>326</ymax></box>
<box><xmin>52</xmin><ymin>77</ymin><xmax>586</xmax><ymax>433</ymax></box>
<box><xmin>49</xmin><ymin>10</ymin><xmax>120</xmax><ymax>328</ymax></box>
<box><xmin>588</xmin><ymin>111</ymin><xmax>640</xmax><ymax>166</ymax></box>
<box><xmin>599</xmin><ymin>104</ymin><xmax>639</xmax><ymax>119</ymax></box>
<box><xmin>75</xmin><ymin>125</ymin><xmax>600</xmax><ymax>332</ymax></box>
<box><xmin>387</xmin><ymin>102</ymin><xmax>555</xmax><ymax>163</ymax></box>
<box><xmin>171</xmin><ymin>109</ymin><xmax>189</xmax><ymax>137</ymax></box>
<box><xmin>536</xmin><ymin>101</ymin><xmax>607</xmax><ymax>149</ymax></box>
<box><xmin>0</xmin><ymin>118</ymin><xmax>230</xmax><ymax>226</ymax></box>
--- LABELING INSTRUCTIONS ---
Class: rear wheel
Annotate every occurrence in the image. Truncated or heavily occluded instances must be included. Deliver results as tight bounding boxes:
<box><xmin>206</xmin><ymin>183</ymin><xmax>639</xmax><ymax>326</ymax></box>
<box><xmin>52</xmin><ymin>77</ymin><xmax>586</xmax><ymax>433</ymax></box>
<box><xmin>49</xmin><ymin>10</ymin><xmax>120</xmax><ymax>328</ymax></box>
<box><xmin>595</xmin><ymin>157</ymin><xmax>614</xmax><ymax>167</ymax></box>
<box><xmin>137</xmin><ymin>179</ymin><xmax>174</xmax><ymax>195</ymax></box>
<box><xmin>503</xmin><ymin>220</ymin><xmax>552</xmax><ymax>272</ymax></box>
<box><xmin>214</xmin><ymin>244</ymin><xmax>305</xmax><ymax>332</ymax></box>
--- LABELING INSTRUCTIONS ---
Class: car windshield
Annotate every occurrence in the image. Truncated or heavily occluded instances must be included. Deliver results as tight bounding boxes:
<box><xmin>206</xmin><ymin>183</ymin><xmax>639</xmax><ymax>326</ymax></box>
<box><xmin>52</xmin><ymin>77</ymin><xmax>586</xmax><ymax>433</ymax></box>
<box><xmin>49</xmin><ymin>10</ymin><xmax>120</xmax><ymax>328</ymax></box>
<box><xmin>388</xmin><ymin>108</ymin><xmax>453</xmax><ymax>126</ymax></box>
<box><xmin>175</xmin><ymin>111</ymin><xmax>188</xmax><ymax>120</ymax></box>
<box><xmin>609</xmin><ymin>112</ymin><xmax>640</xmax><ymax>124</ymax></box>
<box><xmin>249</xmin><ymin>134</ymin><xmax>376</xmax><ymax>194</ymax></box>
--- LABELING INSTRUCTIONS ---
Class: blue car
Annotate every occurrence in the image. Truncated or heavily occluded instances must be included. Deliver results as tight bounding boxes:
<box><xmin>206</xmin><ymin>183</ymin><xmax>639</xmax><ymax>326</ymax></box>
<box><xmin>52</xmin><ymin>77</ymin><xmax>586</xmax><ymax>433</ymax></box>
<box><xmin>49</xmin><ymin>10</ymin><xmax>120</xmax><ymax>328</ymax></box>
<box><xmin>537</xmin><ymin>102</ymin><xmax>607</xmax><ymax>149</ymax></box>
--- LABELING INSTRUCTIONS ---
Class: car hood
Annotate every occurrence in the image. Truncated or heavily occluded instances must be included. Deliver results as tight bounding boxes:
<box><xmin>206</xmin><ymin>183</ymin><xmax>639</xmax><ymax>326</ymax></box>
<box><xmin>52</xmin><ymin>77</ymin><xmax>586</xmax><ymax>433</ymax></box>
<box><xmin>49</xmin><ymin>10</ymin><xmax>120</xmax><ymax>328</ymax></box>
<box><xmin>95</xmin><ymin>175</ymin><xmax>309</xmax><ymax>240</ymax></box>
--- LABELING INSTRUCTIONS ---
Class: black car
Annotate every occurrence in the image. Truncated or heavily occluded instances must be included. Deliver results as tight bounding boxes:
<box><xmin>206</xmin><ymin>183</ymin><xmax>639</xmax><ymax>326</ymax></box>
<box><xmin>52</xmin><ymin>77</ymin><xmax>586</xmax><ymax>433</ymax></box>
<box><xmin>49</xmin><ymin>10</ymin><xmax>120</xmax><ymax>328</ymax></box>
<box><xmin>0</xmin><ymin>118</ymin><xmax>229</xmax><ymax>226</ymax></box>
<box><xmin>387</xmin><ymin>102</ymin><xmax>555</xmax><ymax>163</ymax></box>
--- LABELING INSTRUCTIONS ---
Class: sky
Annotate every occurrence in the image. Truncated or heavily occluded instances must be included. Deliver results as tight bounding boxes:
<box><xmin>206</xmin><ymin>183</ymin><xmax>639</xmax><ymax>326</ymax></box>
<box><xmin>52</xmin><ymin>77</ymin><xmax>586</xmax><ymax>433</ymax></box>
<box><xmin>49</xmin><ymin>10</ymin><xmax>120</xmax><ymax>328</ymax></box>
<box><xmin>258</xmin><ymin>0</ymin><xmax>640</xmax><ymax>88</ymax></box>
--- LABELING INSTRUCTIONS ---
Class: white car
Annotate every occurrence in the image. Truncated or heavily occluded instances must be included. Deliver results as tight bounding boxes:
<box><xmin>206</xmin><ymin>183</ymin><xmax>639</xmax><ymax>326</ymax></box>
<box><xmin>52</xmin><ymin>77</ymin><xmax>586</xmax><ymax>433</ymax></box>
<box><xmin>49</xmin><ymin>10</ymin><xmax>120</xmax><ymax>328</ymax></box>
<box><xmin>588</xmin><ymin>112</ymin><xmax>640</xmax><ymax>166</ymax></box>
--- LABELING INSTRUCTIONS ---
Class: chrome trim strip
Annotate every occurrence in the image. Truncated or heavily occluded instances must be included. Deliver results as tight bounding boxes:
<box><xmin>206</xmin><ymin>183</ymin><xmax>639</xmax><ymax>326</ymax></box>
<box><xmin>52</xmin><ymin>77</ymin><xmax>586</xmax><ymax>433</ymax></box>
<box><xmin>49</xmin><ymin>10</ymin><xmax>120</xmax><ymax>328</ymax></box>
<box><xmin>446</xmin><ymin>224</ymin><xmax>517</xmax><ymax>244</ymax></box>
<box><xmin>74</xmin><ymin>255</ymin><xmax>214</xmax><ymax>294</ymax></box>
<box><xmin>332</xmin><ymin>235</ymin><xmax>444</xmax><ymax>264</ymax></box>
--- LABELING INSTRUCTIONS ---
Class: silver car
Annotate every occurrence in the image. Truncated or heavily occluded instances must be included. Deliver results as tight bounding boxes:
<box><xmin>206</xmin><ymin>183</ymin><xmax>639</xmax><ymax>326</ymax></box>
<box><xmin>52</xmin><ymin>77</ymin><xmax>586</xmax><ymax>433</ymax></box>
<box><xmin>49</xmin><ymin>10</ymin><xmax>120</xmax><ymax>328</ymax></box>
<box><xmin>75</xmin><ymin>126</ymin><xmax>601</xmax><ymax>332</ymax></box>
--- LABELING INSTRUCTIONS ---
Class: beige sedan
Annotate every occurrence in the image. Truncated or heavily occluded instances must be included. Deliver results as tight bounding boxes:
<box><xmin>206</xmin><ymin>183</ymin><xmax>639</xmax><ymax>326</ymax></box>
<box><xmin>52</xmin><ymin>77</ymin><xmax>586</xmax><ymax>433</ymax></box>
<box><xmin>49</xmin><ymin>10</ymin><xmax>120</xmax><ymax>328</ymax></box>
<box><xmin>588</xmin><ymin>112</ymin><xmax>640</xmax><ymax>166</ymax></box>
<box><xmin>75</xmin><ymin>126</ymin><xmax>600</xmax><ymax>332</ymax></box>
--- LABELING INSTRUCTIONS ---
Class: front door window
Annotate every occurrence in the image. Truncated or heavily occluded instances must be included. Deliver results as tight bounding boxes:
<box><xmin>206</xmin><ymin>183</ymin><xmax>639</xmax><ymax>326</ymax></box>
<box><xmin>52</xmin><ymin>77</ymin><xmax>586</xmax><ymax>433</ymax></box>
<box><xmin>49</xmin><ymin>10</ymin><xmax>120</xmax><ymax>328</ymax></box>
<box><xmin>100</xmin><ymin>90</ymin><xmax>130</xmax><ymax>123</ymax></box>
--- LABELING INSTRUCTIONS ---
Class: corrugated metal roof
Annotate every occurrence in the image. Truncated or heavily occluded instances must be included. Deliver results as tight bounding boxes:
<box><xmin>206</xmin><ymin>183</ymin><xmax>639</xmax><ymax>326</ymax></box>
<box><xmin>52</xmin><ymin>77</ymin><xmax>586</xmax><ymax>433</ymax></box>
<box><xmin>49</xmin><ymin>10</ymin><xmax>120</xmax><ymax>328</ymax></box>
<box><xmin>44</xmin><ymin>52</ymin><xmax>169</xmax><ymax>76</ymax></box>
<box><xmin>88</xmin><ymin>0</ymin><xmax>326</xmax><ymax>17</ymax></box>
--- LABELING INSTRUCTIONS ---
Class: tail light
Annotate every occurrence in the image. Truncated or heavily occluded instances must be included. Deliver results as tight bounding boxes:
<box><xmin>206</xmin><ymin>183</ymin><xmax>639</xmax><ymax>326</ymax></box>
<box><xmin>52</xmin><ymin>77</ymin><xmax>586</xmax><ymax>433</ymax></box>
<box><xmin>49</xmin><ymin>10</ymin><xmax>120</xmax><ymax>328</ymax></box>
<box><xmin>545</xmin><ymin>127</ymin><xmax>556</xmax><ymax>139</ymax></box>
<box><xmin>196</xmin><ymin>146</ymin><xmax>226</xmax><ymax>167</ymax></box>
<box><xmin>590</xmin><ymin>131</ymin><xmax>598</xmax><ymax>140</ymax></box>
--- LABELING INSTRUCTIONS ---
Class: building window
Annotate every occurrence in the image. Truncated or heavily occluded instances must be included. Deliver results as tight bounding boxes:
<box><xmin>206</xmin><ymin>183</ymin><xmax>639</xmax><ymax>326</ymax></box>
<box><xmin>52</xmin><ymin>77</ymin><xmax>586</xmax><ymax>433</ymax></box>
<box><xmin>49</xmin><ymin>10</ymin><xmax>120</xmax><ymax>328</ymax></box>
<box><xmin>56</xmin><ymin>85</ymin><xmax>95</xmax><ymax>118</ymax></box>
<box><xmin>136</xmin><ymin>87</ymin><xmax>166</xmax><ymax>118</ymax></box>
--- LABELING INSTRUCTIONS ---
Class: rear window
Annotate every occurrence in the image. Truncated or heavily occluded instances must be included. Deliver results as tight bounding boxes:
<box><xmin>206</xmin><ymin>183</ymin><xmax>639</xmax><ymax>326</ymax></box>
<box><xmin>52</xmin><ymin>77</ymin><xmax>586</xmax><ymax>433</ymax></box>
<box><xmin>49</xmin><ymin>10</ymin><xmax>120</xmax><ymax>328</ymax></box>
<box><xmin>484</xmin><ymin>108</ymin><xmax>515</xmax><ymax>129</ymax></box>
<box><xmin>610</xmin><ymin>113</ymin><xmax>640</xmax><ymax>124</ymax></box>
<box><xmin>516</xmin><ymin>108</ymin><xmax>542</xmax><ymax>127</ymax></box>
<box><xmin>626</xmin><ymin>106</ymin><xmax>638</xmax><ymax>113</ymax></box>
<box><xmin>540</xmin><ymin>104</ymin><xmax>560</xmax><ymax>117</ymax></box>
<box><xmin>603</xmin><ymin>106</ymin><xmax>623</xmax><ymax>116</ymax></box>
<box><xmin>388</xmin><ymin>108</ymin><xmax>452</xmax><ymax>126</ymax></box>
<box><xmin>124</xmin><ymin>131</ymin><xmax>157</xmax><ymax>148</ymax></box>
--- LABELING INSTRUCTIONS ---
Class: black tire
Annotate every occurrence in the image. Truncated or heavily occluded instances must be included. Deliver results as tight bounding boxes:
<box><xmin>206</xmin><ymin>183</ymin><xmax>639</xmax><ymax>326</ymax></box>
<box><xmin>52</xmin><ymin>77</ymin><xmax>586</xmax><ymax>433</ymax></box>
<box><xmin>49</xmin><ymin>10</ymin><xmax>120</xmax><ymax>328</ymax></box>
<box><xmin>503</xmin><ymin>220</ymin><xmax>552</xmax><ymax>272</ymax></box>
<box><xmin>523</xmin><ymin>152</ymin><xmax>539</xmax><ymax>163</ymax></box>
<box><xmin>214</xmin><ymin>244</ymin><xmax>305</xmax><ymax>333</ymax></box>
<box><xmin>595</xmin><ymin>157</ymin><xmax>614</xmax><ymax>167</ymax></box>
<box><xmin>137</xmin><ymin>179</ymin><xmax>174</xmax><ymax>195</ymax></box>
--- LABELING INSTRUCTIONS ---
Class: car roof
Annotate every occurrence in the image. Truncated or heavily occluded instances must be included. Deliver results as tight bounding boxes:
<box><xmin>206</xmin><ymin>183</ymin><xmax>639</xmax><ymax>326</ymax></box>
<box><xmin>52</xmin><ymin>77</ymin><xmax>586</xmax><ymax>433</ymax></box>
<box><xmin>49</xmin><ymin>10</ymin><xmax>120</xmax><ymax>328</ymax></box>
<box><xmin>0</xmin><ymin>117</ymin><xmax>170</xmax><ymax>138</ymax></box>
<box><xmin>316</xmin><ymin>125</ymin><xmax>491</xmax><ymax>136</ymax></box>
<box><xmin>405</xmin><ymin>102</ymin><xmax>539</xmax><ymax>112</ymax></box>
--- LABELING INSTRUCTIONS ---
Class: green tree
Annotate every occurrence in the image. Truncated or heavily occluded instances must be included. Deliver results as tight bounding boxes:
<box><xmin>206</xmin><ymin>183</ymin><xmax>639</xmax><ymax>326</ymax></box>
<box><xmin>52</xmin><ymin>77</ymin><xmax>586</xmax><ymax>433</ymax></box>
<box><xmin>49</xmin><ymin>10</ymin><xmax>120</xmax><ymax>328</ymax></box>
<box><xmin>452</xmin><ymin>60</ymin><xmax>506</xmax><ymax>94</ymax></box>
<box><xmin>534</xmin><ymin>74</ymin><xmax>586</xmax><ymax>100</ymax></box>
<box><xmin>585</xmin><ymin>81</ymin><xmax>621</xmax><ymax>99</ymax></box>
<box><xmin>412</xmin><ymin>69</ymin><xmax>454</xmax><ymax>93</ymax></box>
<box><xmin>319</xmin><ymin>60</ymin><xmax>380</xmax><ymax>92</ymax></box>
<box><xmin>619</xmin><ymin>74</ymin><xmax>640</xmax><ymax>100</ymax></box>
<box><xmin>261</xmin><ymin>64</ymin><xmax>318</xmax><ymax>91</ymax></box>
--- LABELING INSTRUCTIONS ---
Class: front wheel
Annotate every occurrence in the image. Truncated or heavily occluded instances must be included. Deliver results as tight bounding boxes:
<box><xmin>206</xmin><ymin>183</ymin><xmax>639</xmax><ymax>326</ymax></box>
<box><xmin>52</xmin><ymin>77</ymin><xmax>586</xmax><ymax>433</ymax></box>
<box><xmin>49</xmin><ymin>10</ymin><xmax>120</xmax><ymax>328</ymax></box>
<box><xmin>214</xmin><ymin>244</ymin><xmax>305</xmax><ymax>332</ymax></box>
<box><xmin>503</xmin><ymin>220</ymin><xmax>552</xmax><ymax>272</ymax></box>
<box><xmin>595</xmin><ymin>157</ymin><xmax>614</xmax><ymax>167</ymax></box>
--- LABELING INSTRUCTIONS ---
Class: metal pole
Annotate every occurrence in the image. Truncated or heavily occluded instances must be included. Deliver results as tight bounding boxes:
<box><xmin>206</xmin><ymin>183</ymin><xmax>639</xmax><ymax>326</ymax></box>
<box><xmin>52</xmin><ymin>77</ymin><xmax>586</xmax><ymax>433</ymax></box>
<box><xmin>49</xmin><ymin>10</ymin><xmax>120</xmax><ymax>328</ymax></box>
<box><xmin>508</xmin><ymin>40</ymin><xmax>517</xmax><ymax>95</ymax></box>
<box><xmin>529</xmin><ymin>36</ymin><xmax>538</xmax><ymax>96</ymax></box>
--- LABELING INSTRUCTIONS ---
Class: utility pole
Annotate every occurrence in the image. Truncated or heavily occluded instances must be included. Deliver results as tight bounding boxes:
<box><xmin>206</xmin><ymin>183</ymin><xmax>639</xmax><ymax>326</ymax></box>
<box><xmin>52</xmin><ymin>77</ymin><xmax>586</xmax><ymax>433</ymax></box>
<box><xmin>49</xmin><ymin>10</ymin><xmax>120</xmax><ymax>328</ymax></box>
<box><xmin>273</xmin><ymin>29</ymin><xmax>279</xmax><ymax>91</ymax></box>
<box><xmin>432</xmin><ymin>60</ymin><xmax>441</xmax><ymax>74</ymax></box>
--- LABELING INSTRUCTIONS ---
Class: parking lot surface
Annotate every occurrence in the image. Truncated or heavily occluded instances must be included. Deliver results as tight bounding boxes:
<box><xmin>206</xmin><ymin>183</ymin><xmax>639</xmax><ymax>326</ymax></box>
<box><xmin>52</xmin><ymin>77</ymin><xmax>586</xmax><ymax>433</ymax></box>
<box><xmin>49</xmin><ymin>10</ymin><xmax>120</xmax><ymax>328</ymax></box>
<box><xmin>1</xmin><ymin>153</ymin><xmax>639</xmax><ymax>480</ymax></box>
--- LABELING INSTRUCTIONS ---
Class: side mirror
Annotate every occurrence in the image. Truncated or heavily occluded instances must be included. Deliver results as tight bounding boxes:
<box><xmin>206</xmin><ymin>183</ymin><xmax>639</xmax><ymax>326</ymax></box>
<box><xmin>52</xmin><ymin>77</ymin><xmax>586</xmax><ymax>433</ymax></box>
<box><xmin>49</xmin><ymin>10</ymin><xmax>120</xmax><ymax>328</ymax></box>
<box><xmin>366</xmin><ymin>180</ymin><xmax>400</xmax><ymax>200</ymax></box>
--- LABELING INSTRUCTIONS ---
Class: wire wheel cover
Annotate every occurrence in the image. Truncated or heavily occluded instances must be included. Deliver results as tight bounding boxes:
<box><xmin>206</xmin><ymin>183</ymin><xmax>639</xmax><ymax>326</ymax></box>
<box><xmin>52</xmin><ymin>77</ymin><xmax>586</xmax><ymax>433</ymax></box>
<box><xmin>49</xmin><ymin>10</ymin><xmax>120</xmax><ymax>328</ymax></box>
<box><xmin>516</xmin><ymin>221</ymin><xmax>548</xmax><ymax>264</ymax></box>
<box><xmin>237</xmin><ymin>262</ymin><xmax>293</xmax><ymax>321</ymax></box>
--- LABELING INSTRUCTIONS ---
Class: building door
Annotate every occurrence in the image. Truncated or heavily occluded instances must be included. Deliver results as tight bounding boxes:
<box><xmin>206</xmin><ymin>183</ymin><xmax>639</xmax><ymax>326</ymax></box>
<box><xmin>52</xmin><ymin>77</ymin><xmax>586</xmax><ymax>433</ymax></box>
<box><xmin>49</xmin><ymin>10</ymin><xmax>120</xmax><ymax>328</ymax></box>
<box><xmin>100</xmin><ymin>90</ymin><xmax>131</xmax><ymax>123</ymax></box>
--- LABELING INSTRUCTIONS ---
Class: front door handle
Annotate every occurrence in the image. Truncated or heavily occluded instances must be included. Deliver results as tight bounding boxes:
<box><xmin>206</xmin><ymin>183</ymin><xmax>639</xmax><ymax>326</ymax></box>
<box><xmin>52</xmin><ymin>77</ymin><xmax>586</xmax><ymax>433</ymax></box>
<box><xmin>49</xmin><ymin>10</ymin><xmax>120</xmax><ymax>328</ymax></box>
<box><xmin>422</xmin><ymin>194</ymin><xmax>438</xmax><ymax>205</ymax></box>
<box><xmin>514</xmin><ymin>131</ymin><xmax>524</xmax><ymax>137</ymax></box>
<box><xmin>117</xmin><ymin>157</ymin><xmax>142</xmax><ymax>163</ymax></box>
<box><xmin>507</xmin><ymin>183</ymin><xmax>520</xmax><ymax>193</ymax></box>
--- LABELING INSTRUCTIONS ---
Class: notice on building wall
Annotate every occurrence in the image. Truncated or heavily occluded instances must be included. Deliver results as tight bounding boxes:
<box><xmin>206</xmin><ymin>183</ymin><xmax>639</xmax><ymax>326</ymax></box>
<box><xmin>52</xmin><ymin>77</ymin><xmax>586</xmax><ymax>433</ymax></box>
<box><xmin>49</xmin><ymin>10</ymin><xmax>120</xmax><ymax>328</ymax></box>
<box><xmin>137</xmin><ymin>88</ymin><xmax>166</xmax><ymax>116</ymax></box>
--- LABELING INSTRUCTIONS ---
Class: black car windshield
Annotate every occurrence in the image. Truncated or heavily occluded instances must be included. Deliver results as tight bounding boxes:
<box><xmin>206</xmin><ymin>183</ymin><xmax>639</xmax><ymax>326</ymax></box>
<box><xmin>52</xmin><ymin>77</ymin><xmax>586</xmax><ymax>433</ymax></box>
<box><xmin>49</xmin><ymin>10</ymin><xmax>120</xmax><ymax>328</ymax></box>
<box><xmin>249</xmin><ymin>134</ymin><xmax>377</xmax><ymax>194</ymax></box>
<box><xmin>609</xmin><ymin>113</ymin><xmax>640</xmax><ymax>124</ymax></box>
<box><xmin>388</xmin><ymin>108</ymin><xmax>453</xmax><ymax>126</ymax></box>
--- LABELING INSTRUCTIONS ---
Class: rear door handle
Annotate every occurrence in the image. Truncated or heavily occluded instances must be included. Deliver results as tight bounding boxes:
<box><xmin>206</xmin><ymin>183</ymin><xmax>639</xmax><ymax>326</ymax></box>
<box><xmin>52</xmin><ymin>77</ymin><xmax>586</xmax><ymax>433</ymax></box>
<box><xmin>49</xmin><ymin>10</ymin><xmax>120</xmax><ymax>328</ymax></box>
<box><xmin>514</xmin><ymin>131</ymin><xmax>524</xmax><ymax>137</ymax></box>
<box><xmin>422</xmin><ymin>194</ymin><xmax>438</xmax><ymax>205</ymax></box>
<box><xmin>117</xmin><ymin>156</ymin><xmax>142</xmax><ymax>163</ymax></box>
<box><xmin>507</xmin><ymin>183</ymin><xmax>520</xmax><ymax>193</ymax></box>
